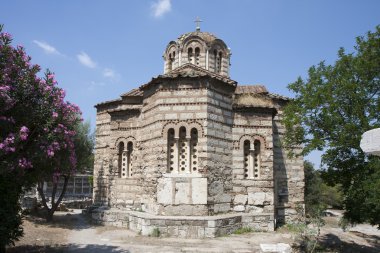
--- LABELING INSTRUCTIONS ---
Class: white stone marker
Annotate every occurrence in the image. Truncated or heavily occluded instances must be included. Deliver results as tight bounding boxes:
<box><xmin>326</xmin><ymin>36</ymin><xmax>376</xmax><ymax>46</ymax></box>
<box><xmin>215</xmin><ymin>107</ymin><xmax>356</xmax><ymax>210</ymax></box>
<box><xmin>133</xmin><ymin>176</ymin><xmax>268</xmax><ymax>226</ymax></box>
<box><xmin>360</xmin><ymin>128</ymin><xmax>380</xmax><ymax>156</ymax></box>
<box><xmin>260</xmin><ymin>243</ymin><xmax>291</xmax><ymax>253</ymax></box>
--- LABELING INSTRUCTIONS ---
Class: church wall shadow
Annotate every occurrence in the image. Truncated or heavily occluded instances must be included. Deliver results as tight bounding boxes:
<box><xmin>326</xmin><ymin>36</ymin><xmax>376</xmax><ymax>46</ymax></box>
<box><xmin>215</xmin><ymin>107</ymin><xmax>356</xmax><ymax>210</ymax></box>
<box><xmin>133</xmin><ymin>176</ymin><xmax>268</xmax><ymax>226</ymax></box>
<box><xmin>319</xmin><ymin>233</ymin><xmax>380</xmax><ymax>253</ymax></box>
<box><xmin>24</xmin><ymin>211</ymin><xmax>99</xmax><ymax>231</ymax></box>
<box><xmin>8</xmin><ymin>244</ymin><xmax>129</xmax><ymax>253</ymax></box>
<box><xmin>272</xmin><ymin>121</ymin><xmax>289</xmax><ymax>227</ymax></box>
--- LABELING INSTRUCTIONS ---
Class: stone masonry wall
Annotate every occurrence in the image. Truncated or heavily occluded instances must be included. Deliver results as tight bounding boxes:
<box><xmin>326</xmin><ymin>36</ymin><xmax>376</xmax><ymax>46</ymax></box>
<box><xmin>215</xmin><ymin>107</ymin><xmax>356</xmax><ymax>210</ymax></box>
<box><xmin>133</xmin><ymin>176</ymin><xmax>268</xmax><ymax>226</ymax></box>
<box><xmin>93</xmin><ymin>77</ymin><xmax>303</xmax><ymax>230</ymax></box>
<box><xmin>137</xmin><ymin>80</ymin><xmax>211</xmax><ymax>215</ymax></box>
<box><xmin>204</xmin><ymin>82</ymin><xmax>235</xmax><ymax>215</ymax></box>
<box><xmin>91</xmin><ymin>208</ymin><xmax>274</xmax><ymax>238</ymax></box>
<box><xmin>231</xmin><ymin>108</ymin><xmax>275</xmax><ymax>216</ymax></box>
<box><xmin>273</xmin><ymin>107</ymin><xmax>304</xmax><ymax>225</ymax></box>
<box><xmin>93</xmin><ymin>109</ymin><xmax>112</xmax><ymax>205</ymax></box>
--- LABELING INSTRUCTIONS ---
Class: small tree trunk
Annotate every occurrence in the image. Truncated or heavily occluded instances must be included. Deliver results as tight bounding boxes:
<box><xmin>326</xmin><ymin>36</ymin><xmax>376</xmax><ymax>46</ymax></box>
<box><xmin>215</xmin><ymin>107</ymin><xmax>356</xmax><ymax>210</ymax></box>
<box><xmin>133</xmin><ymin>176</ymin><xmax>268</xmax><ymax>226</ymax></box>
<box><xmin>46</xmin><ymin>209</ymin><xmax>54</xmax><ymax>222</ymax></box>
<box><xmin>37</xmin><ymin>175</ymin><xmax>70</xmax><ymax>222</ymax></box>
<box><xmin>37</xmin><ymin>181</ymin><xmax>49</xmax><ymax>211</ymax></box>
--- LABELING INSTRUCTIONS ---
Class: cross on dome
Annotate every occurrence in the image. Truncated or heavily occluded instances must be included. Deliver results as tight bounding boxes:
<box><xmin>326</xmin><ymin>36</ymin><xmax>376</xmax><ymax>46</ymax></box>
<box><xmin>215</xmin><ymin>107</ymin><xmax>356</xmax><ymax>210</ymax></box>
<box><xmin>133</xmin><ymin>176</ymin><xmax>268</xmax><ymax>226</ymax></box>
<box><xmin>194</xmin><ymin>17</ymin><xmax>203</xmax><ymax>31</ymax></box>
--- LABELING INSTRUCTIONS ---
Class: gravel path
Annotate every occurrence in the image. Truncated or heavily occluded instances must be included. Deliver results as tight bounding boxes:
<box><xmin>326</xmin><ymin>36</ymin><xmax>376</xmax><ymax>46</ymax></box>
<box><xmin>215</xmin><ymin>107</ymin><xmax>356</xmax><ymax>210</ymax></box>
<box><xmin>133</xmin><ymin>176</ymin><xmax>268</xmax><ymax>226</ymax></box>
<box><xmin>8</xmin><ymin>209</ymin><xmax>380</xmax><ymax>253</ymax></box>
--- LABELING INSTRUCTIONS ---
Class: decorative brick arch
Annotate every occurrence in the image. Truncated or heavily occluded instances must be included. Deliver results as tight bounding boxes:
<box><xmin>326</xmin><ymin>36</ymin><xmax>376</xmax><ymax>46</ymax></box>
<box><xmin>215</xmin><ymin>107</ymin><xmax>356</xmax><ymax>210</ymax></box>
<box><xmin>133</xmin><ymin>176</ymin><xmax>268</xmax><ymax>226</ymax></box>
<box><xmin>164</xmin><ymin>41</ymin><xmax>178</xmax><ymax>59</ymax></box>
<box><xmin>209</xmin><ymin>39</ymin><xmax>229</xmax><ymax>57</ymax></box>
<box><xmin>181</xmin><ymin>37</ymin><xmax>207</xmax><ymax>53</ymax></box>
<box><xmin>175</xmin><ymin>122</ymin><xmax>189</xmax><ymax>138</ymax></box>
<box><xmin>163</xmin><ymin>120</ymin><xmax>203</xmax><ymax>174</ymax></box>
<box><xmin>238</xmin><ymin>134</ymin><xmax>267</xmax><ymax>150</ymax></box>
<box><xmin>162</xmin><ymin>121</ymin><xmax>178</xmax><ymax>139</ymax></box>
<box><xmin>115</xmin><ymin>136</ymin><xmax>136</xmax><ymax>150</ymax></box>
<box><xmin>188</xmin><ymin>121</ymin><xmax>204</xmax><ymax>137</ymax></box>
<box><xmin>162</xmin><ymin>121</ymin><xmax>204</xmax><ymax>138</ymax></box>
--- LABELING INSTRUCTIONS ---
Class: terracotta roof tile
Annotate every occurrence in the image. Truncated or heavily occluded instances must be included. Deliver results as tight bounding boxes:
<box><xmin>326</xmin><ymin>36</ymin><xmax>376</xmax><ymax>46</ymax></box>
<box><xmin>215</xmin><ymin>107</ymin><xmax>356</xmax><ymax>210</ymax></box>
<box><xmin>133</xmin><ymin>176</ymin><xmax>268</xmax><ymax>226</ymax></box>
<box><xmin>235</xmin><ymin>85</ymin><xmax>268</xmax><ymax>94</ymax></box>
<box><xmin>141</xmin><ymin>63</ymin><xmax>237</xmax><ymax>88</ymax></box>
<box><xmin>121</xmin><ymin>88</ymin><xmax>143</xmax><ymax>97</ymax></box>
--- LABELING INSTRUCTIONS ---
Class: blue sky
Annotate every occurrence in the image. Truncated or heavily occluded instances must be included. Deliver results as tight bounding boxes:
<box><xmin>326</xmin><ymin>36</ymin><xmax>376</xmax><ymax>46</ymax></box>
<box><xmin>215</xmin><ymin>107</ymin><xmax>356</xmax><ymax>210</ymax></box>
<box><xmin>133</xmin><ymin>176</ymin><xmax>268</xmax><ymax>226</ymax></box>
<box><xmin>2</xmin><ymin>0</ymin><xmax>380</xmax><ymax>168</ymax></box>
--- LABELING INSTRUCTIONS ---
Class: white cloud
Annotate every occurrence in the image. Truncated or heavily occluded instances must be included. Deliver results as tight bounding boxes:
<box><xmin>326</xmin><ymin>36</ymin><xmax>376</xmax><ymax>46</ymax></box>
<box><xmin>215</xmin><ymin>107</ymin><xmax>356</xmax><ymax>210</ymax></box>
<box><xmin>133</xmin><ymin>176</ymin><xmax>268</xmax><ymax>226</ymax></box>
<box><xmin>103</xmin><ymin>68</ymin><xmax>116</xmax><ymax>78</ymax></box>
<box><xmin>151</xmin><ymin>0</ymin><xmax>171</xmax><ymax>18</ymax></box>
<box><xmin>33</xmin><ymin>40</ymin><xmax>62</xmax><ymax>55</ymax></box>
<box><xmin>77</xmin><ymin>51</ymin><xmax>97</xmax><ymax>68</ymax></box>
<box><xmin>87</xmin><ymin>80</ymin><xmax>106</xmax><ymax>91</ymax></box>
<box><xmin>103</xmin><ymin>68</ymin><xmax>121</xmax><ymax>81</ymax></box>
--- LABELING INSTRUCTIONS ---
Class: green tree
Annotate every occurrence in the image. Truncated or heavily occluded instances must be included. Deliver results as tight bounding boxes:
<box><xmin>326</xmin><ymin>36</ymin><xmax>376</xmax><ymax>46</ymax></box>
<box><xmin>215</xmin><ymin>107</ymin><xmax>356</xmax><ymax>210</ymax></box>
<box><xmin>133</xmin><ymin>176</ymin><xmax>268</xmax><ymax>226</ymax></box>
<box><xmin>304</xmin><ymin>161</ymin><xmax>325</xmax><ymax>217</ymax></box>
<box><xmin>283</xmin><ymin>26</ymin><xmax>380</xmax><ymax>227</ymax></box>
<box><xmin>304</xmin><ymin>161</ymin><xmax>343</xmax><ymax>217</ymax></box>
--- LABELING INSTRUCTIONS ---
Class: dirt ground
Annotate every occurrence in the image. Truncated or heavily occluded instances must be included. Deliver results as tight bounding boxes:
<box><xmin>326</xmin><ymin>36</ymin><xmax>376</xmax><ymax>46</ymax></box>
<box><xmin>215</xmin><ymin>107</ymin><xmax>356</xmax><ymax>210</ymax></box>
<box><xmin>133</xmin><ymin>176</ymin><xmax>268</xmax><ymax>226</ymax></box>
<box><xmin>7</xmin><ymin>209</ymin><xmax>380</xmax><ymax>253</ymax></box>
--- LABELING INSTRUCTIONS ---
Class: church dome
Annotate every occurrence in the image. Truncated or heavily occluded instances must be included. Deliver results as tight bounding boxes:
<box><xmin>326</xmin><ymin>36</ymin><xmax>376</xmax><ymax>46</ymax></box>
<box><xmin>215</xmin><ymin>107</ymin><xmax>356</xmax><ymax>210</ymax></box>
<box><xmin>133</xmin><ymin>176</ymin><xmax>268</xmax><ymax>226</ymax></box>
<box><xmin>163</xmin><ymin>29</ymin><xmax>231</xmax><ymax>77</ymax></box>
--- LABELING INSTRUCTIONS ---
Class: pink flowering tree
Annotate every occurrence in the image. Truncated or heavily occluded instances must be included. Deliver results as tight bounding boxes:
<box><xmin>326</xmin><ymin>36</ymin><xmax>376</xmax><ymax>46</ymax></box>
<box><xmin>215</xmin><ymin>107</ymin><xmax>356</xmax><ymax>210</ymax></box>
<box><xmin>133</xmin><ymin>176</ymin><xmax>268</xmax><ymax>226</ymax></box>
<box><xmin>0</xmin><ymin>25</ymin><xmax>92</xmax><ymax>250</ymax></box>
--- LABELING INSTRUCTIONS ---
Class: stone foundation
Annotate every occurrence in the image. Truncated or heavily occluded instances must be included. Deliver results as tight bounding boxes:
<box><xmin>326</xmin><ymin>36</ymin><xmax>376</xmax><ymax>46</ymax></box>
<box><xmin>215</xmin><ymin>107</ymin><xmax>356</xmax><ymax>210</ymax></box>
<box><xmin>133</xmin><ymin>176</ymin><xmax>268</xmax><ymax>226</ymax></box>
<box><xmin>91</xmin><ymin>207</ymin><xmax>274</xmax><ymax>238</ymax></box>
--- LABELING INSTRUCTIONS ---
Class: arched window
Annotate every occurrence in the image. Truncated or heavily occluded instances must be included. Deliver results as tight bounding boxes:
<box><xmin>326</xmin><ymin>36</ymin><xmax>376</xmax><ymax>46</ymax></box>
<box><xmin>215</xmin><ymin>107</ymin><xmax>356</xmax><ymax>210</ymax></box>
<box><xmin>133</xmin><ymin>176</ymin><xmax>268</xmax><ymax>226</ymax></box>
<box><xmin>217</xmin><ymin>52</ymin><xmax>222</xmax><ymax>73</ymax></box>
<box><xmin>195</xmin><ymin>47</ymin><xmax>200</xmax><ymax>65</ymax></box>
<box><xmin>178</xmin><ymin>126</ymin><xmax>188</xmax><ymax>173</ymax></box>
<box><xmin>167</xmin><ymin>126</ymin><xmax>200</xmax><ymax>174</ymax></box>
<box><xmin>243</xmin><ymin>140</ymin><xmax>250</xmax><ymax>179</ymax></box>
<box><xmin>253</xmin><ymin>140</ymin><xmax>261</xmax><ymax>178</ymax></box>
<box><xmin>167</xmin><ymin>128</ymin><xmax>176</xmax><ymax>172</ymax></box>
<box><xmin>118</xmin><ymin>142</ymin><xmax>126</xmax><ymax>178</ymax></box>
<box><xmin>190</xmin><ymin>128</ymin><xmax>198</xmax><ymax>172</ymax></box>
<box><xmin>126</xmin><ymin>141</ymin><xmax>133</xmax><ymax>177</ymax></box>
<box><xmin>168</xmin><ymin>53</ymin><xmax>173</xmax><ymax>71</ymax></box>
<box><xmin>118</xmin><ymin>141</ymin><xmax>134</xmax><ymax>178</ymax></box>
<box><xmin>243</xmin><ymin>139</ymin><xmax>261</xmax><ymax>179</ymax></box>
<box><xmin>213</xmin><ymin>50</ymin><xmax>217</xmax><ymax>72</ymax></box>
<box><xmin>188</xmin><ymin>48</ymin><xmax>194</xmax><ymax>64</ymax></box>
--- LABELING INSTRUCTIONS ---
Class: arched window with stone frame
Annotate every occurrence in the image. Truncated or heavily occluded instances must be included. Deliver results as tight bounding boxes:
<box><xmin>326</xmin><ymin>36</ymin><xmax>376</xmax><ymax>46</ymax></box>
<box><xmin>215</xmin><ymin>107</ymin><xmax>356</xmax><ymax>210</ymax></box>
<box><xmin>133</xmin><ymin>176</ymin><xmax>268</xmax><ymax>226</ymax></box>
<box><xmin>195</xmin><ymin>47</ymin><xmax>200</xmax><ymax>65</ymax></box>
<box><xmin>243</xmin><ymin>140</ymin><xmax>250</xmax><ymax>179</ymax></box>
<box><xmin>243</xmin><ymin>139</ymin><xmax>261</xmax><ymax>179</ymax></box>
<box><xmin>164</xmin><ymin>122</ymin><xmax>203</xmax><ymax>174</ymax></box>
<box><xmin>253</xmin><ymin>140</ymin><xmax>261</xmax><ymax>178</ymax></box>
<box><xmin>126</xmin><ymin>141</ymin><xmax>134</xmax><ymax>177</ymax></box>
<box><xmin>168</xmin><ymin>53</ymin><xmax>173</xmax><ymax>71</ymax></box>
<box><xmin>167</xmin><ymin>128</ymin><xmax>177</xmax><ymax>173</ymax></box>
<box><xmin>178</xmin><ymin>126</ymin><xmax>189</xmax><ymax>173</ymax></box>
<box><xmin>188</xmin><ymin>47</ymin><xmax>194</xmax><ymax>64</ymax></box>
<box><xmin>190</xmin><ymin>128</ymin><xmax>199</xmax><ymax>172</ymax></box>
<box><xmin>217</xmin><ymin>52</ymin><xmax>222</xmax><ymax>73</ymax></box>
<box><xmin>213</xmin><ymin>49</ymin><xmax>217</xmax><ymax>72</ymax></box>
<box><xmin>118</xmin><ymin>142</ymin><xmax>126</xmax><ymax>178</ymax></box>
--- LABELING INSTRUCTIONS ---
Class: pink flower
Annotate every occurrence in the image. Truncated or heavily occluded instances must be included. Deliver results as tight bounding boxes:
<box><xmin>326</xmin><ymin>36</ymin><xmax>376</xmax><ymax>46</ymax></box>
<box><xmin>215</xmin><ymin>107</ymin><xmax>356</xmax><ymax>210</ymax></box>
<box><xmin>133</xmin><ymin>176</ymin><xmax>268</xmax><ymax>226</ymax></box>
<box><xmin>47</xmin><ymin>147</ymin><xmax>54</xmax><ymax>157</ymax></box>
<box><xmin>18</xmin><ymin>157</ymin><xmax>33</xmax><ymax>169</ymax></box>
<box><xmin>52</xmin><ymin>112</ymin><xmax>58</xmax><ymax>118</ymax></box>
<box><xmin>7</xmin><ymin>147</ymin><xmax>15</xmax><ymax>152</ymax></box>
<box><xmin>0</xmin><ymin>85</ymin><xmax>11</xmax><ymax>92</ymax></box>
<box><xmin>19</xmin><ymin>126</ymin><xmax>29</xmax><ymax>141</ymax></box>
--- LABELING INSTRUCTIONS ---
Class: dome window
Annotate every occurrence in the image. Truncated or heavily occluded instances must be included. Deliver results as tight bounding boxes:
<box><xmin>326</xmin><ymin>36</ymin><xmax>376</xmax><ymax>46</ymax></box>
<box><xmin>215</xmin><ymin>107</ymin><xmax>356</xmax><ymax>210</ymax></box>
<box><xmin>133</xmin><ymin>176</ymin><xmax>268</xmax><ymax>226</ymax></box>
<box><xmin>195</xmin><ymin>47</ymin><xmax>200</xmax><ymax>65</ymax></box>
<box><xmin>188</xmin><ymin>47</ymin><xmax>194</xmax><ymax>64</ymax></box>
<box><xmin>168</xmin><ymin>53</ymin><xmax>173</xmax><ymax>71</ymax></box>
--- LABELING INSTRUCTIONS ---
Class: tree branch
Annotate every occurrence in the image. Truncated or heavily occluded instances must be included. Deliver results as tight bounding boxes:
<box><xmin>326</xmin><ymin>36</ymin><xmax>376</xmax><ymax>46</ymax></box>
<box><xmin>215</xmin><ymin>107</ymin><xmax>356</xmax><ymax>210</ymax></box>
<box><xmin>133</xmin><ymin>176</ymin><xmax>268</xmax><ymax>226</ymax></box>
<box><xmin>53</xmin><ymin>174</ymin><xmax>70</xmax><ymax>211</ymax></box>
<box><xmin>37</xmin><ymin>181</ymin><xmax>49</xmax><ymax>211</ymax></box>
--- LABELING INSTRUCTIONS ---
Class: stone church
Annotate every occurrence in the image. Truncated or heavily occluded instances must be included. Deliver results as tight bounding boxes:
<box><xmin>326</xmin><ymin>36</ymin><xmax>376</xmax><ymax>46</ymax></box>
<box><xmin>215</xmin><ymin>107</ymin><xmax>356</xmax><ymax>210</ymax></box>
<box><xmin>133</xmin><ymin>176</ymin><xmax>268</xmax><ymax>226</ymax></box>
<box><xmin>92</xmin><ymin>27</ymin><xmax>304</xmax><ymax>238</ymax></box>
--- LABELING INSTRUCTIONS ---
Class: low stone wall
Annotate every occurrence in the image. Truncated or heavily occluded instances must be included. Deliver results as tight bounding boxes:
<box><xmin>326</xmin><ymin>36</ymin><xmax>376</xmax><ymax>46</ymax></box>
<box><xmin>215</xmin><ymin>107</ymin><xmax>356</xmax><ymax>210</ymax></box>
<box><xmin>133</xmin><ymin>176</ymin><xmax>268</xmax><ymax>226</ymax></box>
<box><xmin>91</xmin><ymin>207</ymin><xmax>274</xmax><ymax>238</ymax></box>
